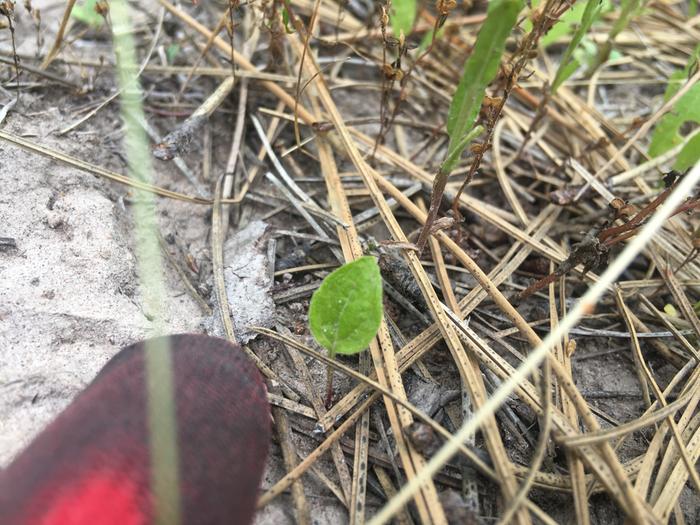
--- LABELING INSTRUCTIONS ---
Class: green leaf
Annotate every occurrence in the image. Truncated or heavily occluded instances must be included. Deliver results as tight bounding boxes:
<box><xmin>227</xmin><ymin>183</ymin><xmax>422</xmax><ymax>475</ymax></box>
<box><xmin>551</xmin><ymin>0</ymin><xmax>605</xmax><ymax>92</ymax></box>
<box><xmin>390</xmin><ymin>0</ymin><xmax>417</xmax><ymax>38</ymax></box>
<box><xmin>664</xmin><ymin>304</ymin><xmax>679</xmax><ymax>317</ymax></box>
<box><xmin>72</xmin><ymin>0</ymin><xmax>103</xmax><ymax>28</ymax></box>
<box><xmin>282</xmin><ymin>6</ymin><xmax>295</xmax><ymax>34</ymax></box>
<box><xmin>609</xmin><ymin>0</ymin><xmax>645</xmax><ymax>40</ymax></box>
<box><xmin>446</xmin><ymin>0</ymin><xmax>523</xmax><ymax>156</ymax></box>
<box><xmin>440</xmin><ymin>125</ymin><xmax>484</xmax><ymax>175</ymax></box>
<box><xmin>165</xmin><ymin>44</ymin><xmax>180</xmax><ymax>64</ymax></box>
<box><xmin>649</xmin><ymin>45</ymin><xmax>700</xmax><ymax>171</ymax></box>
<box><xmin>541</xmin><ymin>1</ymin><xmax>585</xmax><ymax>47</ymax></box>
<box><xmin>674</xmin><ymin>131</ymin><xmax>700</xmax><ymax>172</ymax></box>
<box><xmin>591</xmin><ymin>0</ymin><xmax>646</xmax><ymax>71</ymax></box>
<box><xmin>309</xmin><ymin>257</ymin><xmax>383</xmax><ymax>356</ymax></box>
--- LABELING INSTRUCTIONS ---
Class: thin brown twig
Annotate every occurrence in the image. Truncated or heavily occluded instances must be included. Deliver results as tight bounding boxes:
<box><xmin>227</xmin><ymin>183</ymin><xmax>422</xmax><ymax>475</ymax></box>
<box><xmin>41</xmin><ymin>0</ymin><xmax>77</xmax><ymax>69</ymax></box>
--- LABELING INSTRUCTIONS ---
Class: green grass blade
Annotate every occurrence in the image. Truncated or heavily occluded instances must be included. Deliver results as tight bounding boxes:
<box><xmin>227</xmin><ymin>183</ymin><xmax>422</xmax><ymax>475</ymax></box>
<box><xmin>390</xmin><ymin>0</ymin><xmax>417</xmax><ymax>37</ymax></box>
<box><xmin>609</xmin><ymin>0</ymin><xmax>644</xmax><ymax>39</ymax></box>
<box><xmin>112</xmin><ymin>3</ymin><xmax>180</xmax><ymax>523</ymax></box>
<box><xmin>592</xmin><ymin>0</ymin><xmax>646</xmax><ymax>71</ymax></box>
<box><xmin>440</xmin><ymin>125</ymin><xmax>484</xmax><ymax>176</ymax></box>
<box><xmin>446</xmin><ymin>0</ymin><xmax>523</xmax><ymax>155</ymax></box>
<box><xmin>551</xmin><ymin>0</ymin><xmax>604</xmax><ymax>92</ymax></box>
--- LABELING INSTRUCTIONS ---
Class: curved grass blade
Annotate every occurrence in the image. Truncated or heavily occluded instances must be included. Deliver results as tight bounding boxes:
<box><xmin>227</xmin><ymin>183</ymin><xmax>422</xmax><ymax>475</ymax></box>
<box><xmin>417</xmin><ymin>0</ymin><xmax>521</xmax><ymax>252</ymax></box>
<box><xmin>446</xmin><ymin>0</ymin><xmax>523</xmax><ymax>155</ymax></box>
<box><xmin>551</xmin><ymin>0</ymin><xmax>604</xmax><ymax>92</ymax></box>
<box><xmin>390</xmin><ymin>0</ymin><xmax>416</xmax><ymax>37</ymax></box>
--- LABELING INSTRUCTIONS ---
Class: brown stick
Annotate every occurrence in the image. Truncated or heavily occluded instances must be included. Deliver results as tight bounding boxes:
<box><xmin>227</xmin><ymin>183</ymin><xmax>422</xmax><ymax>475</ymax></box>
<box><xmin>41</xmin><ymin>0</ymin><xmax>78</xmax><ymax>69</ymax></box>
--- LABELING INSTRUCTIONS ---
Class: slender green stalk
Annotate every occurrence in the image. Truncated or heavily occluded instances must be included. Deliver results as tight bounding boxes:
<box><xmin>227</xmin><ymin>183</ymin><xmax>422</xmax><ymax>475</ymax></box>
<box><xmin>111</xmin><ymin>3</ymin><xmax>180</xmax><ymax>524</ymax></box>
<box><xmin>416</xmin><ymin>0</ymin><xmax>522</xmax><ymax>252</ymax></box>
<box><xmin>592</xmin><ymin>0</ymin><xmax>646</xmax><ymax>72</ymax></box>
<box><xmin>551</xmin><ymin>0</ymin><xmax>604</xmax><ymax>92</ymax></box>
<box><xmin>415</xmin><ymin>125</ymin><xmax>484</xmax><ymax>251</ymax></box>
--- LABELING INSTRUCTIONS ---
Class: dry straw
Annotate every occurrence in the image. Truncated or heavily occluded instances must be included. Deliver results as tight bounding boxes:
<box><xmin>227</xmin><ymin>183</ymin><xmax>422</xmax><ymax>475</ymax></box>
<box><xmin>369</xmin><ymin>163</ymin><xmax>700</xmax><ymax>524</ymax></box>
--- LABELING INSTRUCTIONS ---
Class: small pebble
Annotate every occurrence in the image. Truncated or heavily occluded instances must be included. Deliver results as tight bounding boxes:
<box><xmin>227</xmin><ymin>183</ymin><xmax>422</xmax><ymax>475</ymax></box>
<box><xmin>46</xmin><ymin>212</ymin><xmax>64</xmax><ymax>229</ymax></box>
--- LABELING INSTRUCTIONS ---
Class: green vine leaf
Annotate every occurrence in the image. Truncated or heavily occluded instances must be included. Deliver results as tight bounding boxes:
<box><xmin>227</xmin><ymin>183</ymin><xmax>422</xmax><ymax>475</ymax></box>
<box><xmin>309</xmin><ymin>257</ymin><xmax>383</xmax><ymax>356</ymax></box>
<box><xmin>539</xmin><ymin>0</ymin><xmax>609</xmax><ymax>48</ymax></box>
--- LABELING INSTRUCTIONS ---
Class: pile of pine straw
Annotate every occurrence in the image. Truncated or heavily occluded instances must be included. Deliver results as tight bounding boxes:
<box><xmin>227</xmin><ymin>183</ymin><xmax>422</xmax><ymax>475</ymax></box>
<box><xmin>12</xmin><ymin>0</ymin><xmax>700</xmax><ymax>523</ymax></box>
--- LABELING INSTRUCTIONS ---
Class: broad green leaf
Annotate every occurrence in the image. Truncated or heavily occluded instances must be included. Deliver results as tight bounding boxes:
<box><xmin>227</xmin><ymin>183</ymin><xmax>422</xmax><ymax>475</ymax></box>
<box><xmin>390</xmin><ymin>0</ymin><xmax>417</xmax><ymax>37</ymax></box>
<box><xmin>446</xmin><ymin>0</ymin><xmax>523</xmax><ymax>156</ymax></box>
<box><xmin>309</xmin><ymin>257</ymin><xmax>383</xmax><ymax>356</ymax></box>
<box><xmin>72</xmin><ymin>0</ymin><xmax>103</xmax><ymax>28</ymax></box>
<box><xmin>649</xmin><ymin>45</ymin><xmax>700</xmax><ymax>171</ymax></box>
<box><xmin>551</xmin><ymin>0</ymin><xmax>605</xmax><ymax>92</ymax></box>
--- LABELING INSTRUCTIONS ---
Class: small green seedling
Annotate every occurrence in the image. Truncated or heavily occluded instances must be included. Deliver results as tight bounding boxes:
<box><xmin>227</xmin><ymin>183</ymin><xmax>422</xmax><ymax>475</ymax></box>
<box><xmin>309</xmin><ymin>256</ymin><xmax>383</xmax><ymax>406</ymax></box>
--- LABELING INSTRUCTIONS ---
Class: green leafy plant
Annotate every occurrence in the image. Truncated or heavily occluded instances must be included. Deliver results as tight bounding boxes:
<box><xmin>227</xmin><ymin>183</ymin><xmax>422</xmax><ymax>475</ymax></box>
<box><xmin>551</xmin><ymin>0</ymin><xmax>607</xmax><ymax>92</ymax></box>
<box><xmin>416</xmin><ymin>0</ymin><xmax>522</xmax><ymax>250</ymax></box>
<box><xmin>282</xmin><ymin>6</ymin><xmax>296</xmax><ymax>34</ymax></box>
<box><xmin>648</xmin><ymin>45</ymin><xmax>700</xmax><ymax>172</ymax></box>
<box><xmin>72</xmin><ymin>0</ymin><xmax>103</xmax><ymax>28</ymax></box>
<box><xmin>309</xmin><ymin>256</ymin><xmax>383</xmax><ymax>407</ymax></box>
<box><xmin>390</xmin><ymin>0</ymin><xmax>417</xmax><ymax>38</ymax></box>
<box><xmin>446</xmin><ymin>0</ymin><xmax>522</xmax><ymax>161</ymax></box>
<box><xmin>529</xmin><ymin>0</ymin><xmax>613</xmax><ymax>48</ymax></box>
<box><xmin>309</xmin><ymin>256</ymin><xmax>383</xmax><ymax>357</ymax></box>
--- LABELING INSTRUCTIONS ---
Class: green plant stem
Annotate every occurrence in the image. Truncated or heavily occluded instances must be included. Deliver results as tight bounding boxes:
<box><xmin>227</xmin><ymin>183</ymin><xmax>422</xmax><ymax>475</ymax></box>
<box><xmin>325</xmin><ymin>349</ymin><xmax>335</xmax><ymax>408</ymax></box>
<box><xmin>415</xmin><ymin>125</ymin><xmax>483</xmax><ymax>252</ymax></box>
<box><xmin>111</xmin><ymin>3</ymin><xmax>180</xmax><ymax>524</ymax></box>
<box><xmin>416</xmin><ymin>0</ymin><xmax>522</xmax><ymax>252</ymax></box>
<box><xmin>591</xmin><ymin>0</ymin><xmax>646</xmax><ymax>73</ymax></box>
<box><xmin>551</xmin><ymin>0</ymin><xmax>604</xmax><ymax>92</ymax></box>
